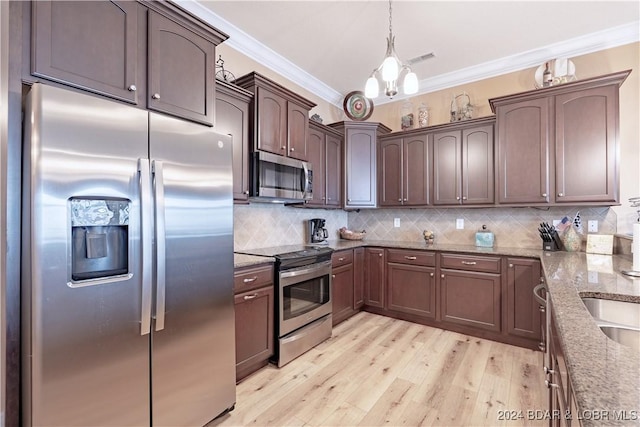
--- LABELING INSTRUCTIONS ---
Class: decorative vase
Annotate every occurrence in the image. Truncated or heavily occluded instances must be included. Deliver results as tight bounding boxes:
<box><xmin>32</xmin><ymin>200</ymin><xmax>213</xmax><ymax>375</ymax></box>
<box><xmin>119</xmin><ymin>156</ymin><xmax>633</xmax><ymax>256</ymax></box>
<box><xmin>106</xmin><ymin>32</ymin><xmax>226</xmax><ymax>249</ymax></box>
<box><xmin>561</xmin><ymin>226</ymin><xmax>582</xmax><ymax>252</ymax></box>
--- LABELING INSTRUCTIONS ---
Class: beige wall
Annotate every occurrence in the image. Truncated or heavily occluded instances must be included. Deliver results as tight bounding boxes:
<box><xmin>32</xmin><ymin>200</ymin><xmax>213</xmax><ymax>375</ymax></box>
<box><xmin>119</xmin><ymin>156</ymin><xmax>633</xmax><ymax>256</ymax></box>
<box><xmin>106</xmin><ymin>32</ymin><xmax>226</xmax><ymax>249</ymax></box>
<box><xmin>368</xmin><ymin>43</ymin><xmax>640</xmax><ymax>234</ymax></box>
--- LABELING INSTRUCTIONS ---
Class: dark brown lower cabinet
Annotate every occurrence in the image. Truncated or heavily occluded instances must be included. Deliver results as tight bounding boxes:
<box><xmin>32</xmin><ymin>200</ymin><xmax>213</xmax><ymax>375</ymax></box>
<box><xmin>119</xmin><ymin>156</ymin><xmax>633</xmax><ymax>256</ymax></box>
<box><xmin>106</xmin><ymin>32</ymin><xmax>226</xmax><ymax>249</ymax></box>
<box><xmin>332</xmin><ymin>263</ymin><xmax>355</xmax><ymax>326</ymax></box>
<box><xmin>234</xmin><ymin>264</ymin><xmax>274</xmax><ymax>382</ymax></box>
<box><xmin>387</xmin><ymin>263</ymin><xmax>436</xmax><ymax>319</ymax></box>
<box><xmin>353</xmin><ymin>247</ymin><xmax>365</xmax><ymax>309</ymax></box>
<box><xmin>440</xmin><ymin>269</ymin><xmax>501</xmax><ymax>332</ymax></box>
<box><xmin>506</xmin><ymin>258</ymin><xmax>543</xmax><ymax>343</ymax></box>
<box><xmin>364</xmin><ymin>248</ymin><xmax>385</xmax><ymax>308</ymax></box>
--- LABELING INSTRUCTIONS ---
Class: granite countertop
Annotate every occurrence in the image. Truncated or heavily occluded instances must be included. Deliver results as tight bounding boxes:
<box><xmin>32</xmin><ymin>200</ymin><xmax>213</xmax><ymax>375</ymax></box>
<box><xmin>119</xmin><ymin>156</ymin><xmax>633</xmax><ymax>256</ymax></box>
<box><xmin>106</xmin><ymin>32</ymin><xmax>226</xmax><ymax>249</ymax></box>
<box><xmin>234</xmin><ymin>239</ymin><xmax>640</xmax><ymax>423</ymax></box>
<box><xmin>233</xmin><ymin>253</ymin><xmax>275</xmax><ymax>268</ymax></box>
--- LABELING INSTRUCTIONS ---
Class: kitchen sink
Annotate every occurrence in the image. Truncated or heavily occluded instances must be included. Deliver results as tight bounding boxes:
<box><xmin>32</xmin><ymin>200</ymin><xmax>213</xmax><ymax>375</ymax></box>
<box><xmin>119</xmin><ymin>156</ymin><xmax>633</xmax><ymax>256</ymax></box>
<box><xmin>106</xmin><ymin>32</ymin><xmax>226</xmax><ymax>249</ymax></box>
<box><xmin>581</xmin><ymin>297</ymin><xmax>640</xmax><ymax>351</ymax></box>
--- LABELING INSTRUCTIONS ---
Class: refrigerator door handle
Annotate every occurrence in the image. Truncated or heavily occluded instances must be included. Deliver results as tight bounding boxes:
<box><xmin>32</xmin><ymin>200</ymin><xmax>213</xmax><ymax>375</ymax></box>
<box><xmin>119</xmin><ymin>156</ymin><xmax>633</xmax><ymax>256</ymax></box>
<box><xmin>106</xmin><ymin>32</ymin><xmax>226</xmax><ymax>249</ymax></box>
<box><xmin>139</xmin><ymin>158</ymin><xmax>153</xmax><ymax>336</ymax></box>
<box><xmin>153</xmin><ymin>160</ymin><xmax>167</xmax><ymax>331</ymax></box>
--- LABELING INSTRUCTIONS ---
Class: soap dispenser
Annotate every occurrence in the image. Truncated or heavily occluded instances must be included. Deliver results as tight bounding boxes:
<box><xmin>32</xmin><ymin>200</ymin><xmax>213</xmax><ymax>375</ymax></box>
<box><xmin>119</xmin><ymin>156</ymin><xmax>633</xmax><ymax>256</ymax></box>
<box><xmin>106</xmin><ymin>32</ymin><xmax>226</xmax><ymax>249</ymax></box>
<box><xmin>475</xmin><ymin>225</ymin><xmax>495</xmax><ymax>248</ymax></box>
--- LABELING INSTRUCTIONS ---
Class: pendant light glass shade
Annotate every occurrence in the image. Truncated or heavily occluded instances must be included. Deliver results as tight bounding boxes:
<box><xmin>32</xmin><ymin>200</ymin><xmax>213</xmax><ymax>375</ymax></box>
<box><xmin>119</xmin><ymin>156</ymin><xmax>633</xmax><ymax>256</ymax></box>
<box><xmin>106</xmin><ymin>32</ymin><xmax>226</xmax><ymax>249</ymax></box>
<box><xmin>381</xmin><ymin>56</ymin><xmax>399</xmax><ymax>82</ymax></box>
<box><xmin>403</xmin><ymin>72</ymin><xmax>418</xmax><ymax>95</ymax></box>
<box><xmin>365</xmin><ymin>76</ymin><xmax>380</xmax><ymax>99</ymax></box>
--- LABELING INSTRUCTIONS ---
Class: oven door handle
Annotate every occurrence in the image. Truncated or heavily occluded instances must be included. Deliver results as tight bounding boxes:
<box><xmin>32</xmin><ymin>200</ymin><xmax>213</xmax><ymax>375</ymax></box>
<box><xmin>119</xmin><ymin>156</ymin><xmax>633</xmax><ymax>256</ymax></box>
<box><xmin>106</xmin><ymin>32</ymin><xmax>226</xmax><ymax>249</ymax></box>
<box><xmin>279</xmin><ymin>260</ymin><xmax>332</xmax><ymax>285</ymax></box>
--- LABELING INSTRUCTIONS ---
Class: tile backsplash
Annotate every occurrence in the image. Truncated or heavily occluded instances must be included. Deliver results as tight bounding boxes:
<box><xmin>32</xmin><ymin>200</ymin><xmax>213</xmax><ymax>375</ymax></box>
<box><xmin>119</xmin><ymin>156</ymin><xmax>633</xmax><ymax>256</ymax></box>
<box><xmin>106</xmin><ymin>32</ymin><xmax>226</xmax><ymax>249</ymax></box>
<box><xmin>234</xmin><ymin>204</ymin><xmax>348</xmax><ymax>250</ymax></box>
<box><xmin>234</xmin><ymin>204</ymin><xmax>615</xmax><ymax>251</ymax></box>
<box><xmin>347</xmin><ymin>207</ymin><xmax>616</xmax><ymax>249</ymax></box>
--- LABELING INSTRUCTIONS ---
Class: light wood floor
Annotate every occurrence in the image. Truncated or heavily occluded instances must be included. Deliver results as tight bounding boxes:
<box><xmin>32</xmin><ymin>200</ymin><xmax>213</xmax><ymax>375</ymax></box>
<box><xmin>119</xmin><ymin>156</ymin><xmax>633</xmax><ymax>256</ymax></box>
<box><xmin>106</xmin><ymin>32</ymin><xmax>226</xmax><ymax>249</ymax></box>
<box><xmin>209</xmin><ymin>312</ymin><xmax>546</xmax><ymax>427</ymax></box>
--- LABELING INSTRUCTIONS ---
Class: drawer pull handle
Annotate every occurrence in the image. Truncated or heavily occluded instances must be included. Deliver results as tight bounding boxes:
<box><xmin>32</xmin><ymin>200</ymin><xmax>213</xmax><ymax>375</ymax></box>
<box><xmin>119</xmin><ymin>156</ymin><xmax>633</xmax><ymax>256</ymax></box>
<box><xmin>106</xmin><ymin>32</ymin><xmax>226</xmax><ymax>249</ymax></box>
<box><xmin>461</xmin><ymin>261</ymin><xmax>477</xmax><ymax>265</ymax></box>
<box><xmin>338</xmin><ymin>257</ymin><xmax>345</xmax><ymax>261</ymax></box>
<box><xmin>404</xmin><ymin>256</ymin><xmax>417</xmax><ymax>260</ymax></box>
<box><xmin>243</xmin><ymin>277</ymin><xmax>258</xmax><ymax>283</ymax></box>
<box><xmin>243</xmin><ymin>293</ymin><xmax>258</xmax><ymax>300</ymax></box>
<box><xmin>544</xmin><ymin>379</ymin><xmax>559</xmax><ymax>389</ymax></box>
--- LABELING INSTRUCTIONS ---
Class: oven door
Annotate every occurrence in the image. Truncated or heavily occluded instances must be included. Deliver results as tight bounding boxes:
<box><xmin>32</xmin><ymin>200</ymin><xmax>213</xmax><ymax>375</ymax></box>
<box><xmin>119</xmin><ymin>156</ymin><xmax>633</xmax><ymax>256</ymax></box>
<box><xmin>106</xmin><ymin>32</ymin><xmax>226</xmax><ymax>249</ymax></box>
<box><xmin>278</xmin><ymin>260</ymin><xmax>332</xmax><ymax>337</ymax></box>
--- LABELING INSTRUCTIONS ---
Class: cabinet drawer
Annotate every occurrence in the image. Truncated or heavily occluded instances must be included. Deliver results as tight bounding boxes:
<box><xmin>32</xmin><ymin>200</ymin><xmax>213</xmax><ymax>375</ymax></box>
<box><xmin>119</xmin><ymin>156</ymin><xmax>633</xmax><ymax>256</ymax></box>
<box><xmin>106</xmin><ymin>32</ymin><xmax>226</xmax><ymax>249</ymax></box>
<box><xmin>440</xmin><ymin>253</ymin><xmax>501</xmax><ymax>273</ymax></box>
<box><xmin>387</xmin><ymin>249</ymin><xmax>435</xmax><ymax>267</ymax></box>
<box><xmin>332</xmin><ymin>249</ymin><xmax>354</xmax><ymax>267</ymax></box>
<box><xmin>234</xmin><ymin>264</ymin><xmax>274</xmax><ymax>293</ymax></box>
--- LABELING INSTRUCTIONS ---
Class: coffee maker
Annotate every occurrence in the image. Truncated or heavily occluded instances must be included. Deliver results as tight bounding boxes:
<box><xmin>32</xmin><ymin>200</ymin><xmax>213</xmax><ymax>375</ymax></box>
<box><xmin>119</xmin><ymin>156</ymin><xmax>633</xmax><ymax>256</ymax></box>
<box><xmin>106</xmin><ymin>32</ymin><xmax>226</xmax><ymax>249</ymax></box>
<box><xmin>307</xmin><ymin>218</ymin><xmax>329</xmax><ymax>244</ymax></box>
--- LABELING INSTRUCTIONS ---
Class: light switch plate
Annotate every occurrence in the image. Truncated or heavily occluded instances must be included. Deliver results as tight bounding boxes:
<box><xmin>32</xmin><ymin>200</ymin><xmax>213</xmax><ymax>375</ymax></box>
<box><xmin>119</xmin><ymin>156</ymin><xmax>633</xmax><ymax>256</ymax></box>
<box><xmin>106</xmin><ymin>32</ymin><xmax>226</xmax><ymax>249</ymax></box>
<box><xmin>456</xmin><ymin>218</ymin><xmax>464</xmax><ymax>229</ymax></box>
<box><xmin>588</xmin><ymin>220</ymin><xmax>598</xmax><ymax>233</ymax></box>
<box><xmin>394</xmin><ymin>218</ymin><xmax>400</xmax><ymax>228</ymax></box>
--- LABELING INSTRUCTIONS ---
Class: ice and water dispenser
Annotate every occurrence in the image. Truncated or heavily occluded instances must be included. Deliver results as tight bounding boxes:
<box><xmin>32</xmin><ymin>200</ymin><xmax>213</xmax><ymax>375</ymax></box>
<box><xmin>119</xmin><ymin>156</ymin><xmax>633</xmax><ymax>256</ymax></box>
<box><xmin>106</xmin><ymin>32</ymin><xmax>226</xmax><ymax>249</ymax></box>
<box><xmin>70</xmin><ymin>198</ymin><xmax>130</xmax><ymax>281</ymax></box>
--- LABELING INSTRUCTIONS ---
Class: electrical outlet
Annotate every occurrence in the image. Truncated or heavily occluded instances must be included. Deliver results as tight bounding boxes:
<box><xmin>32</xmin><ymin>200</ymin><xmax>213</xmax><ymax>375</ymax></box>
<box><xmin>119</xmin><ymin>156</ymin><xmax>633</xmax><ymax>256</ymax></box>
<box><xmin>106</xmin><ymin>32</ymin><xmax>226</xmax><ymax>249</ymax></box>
<box><xmin>394</xmin><ymin>218</ymin><xmax>400</xmax><ymax>228</ymax></box>
<box><xmin>588</xmin><ymin>220</ymin><xmax>598</xmax><ymax>233</ymax></box>
<box><xmin>456</xmin><ymin>218</ymin><xmax>464</xmax><ymax>229</ymax></box>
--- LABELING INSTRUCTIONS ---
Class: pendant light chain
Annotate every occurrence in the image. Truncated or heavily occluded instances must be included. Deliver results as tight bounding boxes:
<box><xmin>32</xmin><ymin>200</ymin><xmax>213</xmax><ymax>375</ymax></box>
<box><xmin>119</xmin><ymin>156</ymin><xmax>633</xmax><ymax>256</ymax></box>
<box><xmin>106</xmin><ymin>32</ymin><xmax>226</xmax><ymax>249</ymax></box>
<box><xmin>388</xmin><ymin>0</ymin><xmax>393</xmax><ymax>37</ymax></box>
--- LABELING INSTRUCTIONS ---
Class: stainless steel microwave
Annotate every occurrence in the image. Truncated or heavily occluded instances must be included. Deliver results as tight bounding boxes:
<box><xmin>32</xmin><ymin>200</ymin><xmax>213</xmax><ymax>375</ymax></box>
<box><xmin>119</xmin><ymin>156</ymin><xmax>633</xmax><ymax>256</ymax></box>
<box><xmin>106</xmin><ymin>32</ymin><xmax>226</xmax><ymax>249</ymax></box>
<box><xmin>250</xmin><ymin>151</ymin><xmax>312</xmax><ymax>203</ymax></box>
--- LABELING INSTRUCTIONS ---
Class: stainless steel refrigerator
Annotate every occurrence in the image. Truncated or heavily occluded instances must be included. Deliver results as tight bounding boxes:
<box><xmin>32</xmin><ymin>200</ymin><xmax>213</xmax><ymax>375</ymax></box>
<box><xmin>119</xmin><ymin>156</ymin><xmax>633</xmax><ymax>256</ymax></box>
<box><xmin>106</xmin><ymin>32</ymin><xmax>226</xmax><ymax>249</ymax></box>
<box><xmin>22</xmin><ymin>83</ymin><xmax>236</xmax><ymax>426</ymax></box>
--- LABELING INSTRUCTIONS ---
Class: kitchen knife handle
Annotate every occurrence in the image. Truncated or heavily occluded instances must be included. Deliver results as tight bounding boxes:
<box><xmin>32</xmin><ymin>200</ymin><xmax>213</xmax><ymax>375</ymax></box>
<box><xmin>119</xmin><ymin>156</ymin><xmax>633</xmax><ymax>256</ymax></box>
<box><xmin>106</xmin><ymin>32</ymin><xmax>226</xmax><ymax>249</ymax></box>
<box><xmin>153</xmin><ymin>160</ymin><xmax>167</xmax><ymax>332</ymax></box>
<box><xmin>138</xmin><ymin>159</ymin><xmax>153</xmax><ymax>336</ymax></box>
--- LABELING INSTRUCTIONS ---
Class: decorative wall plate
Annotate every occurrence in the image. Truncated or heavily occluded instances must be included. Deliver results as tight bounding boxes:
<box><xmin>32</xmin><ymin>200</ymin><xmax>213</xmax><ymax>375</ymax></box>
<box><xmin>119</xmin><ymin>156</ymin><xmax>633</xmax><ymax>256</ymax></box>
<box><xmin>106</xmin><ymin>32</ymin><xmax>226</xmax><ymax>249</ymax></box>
<box><xmin>343</xmin><ymin>91</ymin><xmax>374</xmax><ymax>121</ymax></box>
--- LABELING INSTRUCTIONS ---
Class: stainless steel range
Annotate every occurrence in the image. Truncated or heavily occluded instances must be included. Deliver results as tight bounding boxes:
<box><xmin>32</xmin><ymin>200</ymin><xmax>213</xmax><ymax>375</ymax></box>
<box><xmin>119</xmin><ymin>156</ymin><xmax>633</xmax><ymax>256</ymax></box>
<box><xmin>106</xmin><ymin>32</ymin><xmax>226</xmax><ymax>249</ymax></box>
<box><xmin>237</xmin><ymin>245</ymin><xmax>333</xmax><ymax>366</ymax></box>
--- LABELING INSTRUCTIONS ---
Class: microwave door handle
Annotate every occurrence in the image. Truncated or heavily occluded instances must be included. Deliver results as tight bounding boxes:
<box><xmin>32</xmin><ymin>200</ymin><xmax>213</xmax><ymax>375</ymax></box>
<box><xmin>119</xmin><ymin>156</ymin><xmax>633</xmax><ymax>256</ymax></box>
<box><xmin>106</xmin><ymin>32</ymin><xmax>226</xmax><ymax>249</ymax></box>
<box><xmin>152</xmin><ymin>160</ymin><xmax>167</xmax><ymax>332</ymax></box>
<box><xmin>138</xmin><ymin>159</ymin><xmax>153</xmax><ymax>336</ymax></box>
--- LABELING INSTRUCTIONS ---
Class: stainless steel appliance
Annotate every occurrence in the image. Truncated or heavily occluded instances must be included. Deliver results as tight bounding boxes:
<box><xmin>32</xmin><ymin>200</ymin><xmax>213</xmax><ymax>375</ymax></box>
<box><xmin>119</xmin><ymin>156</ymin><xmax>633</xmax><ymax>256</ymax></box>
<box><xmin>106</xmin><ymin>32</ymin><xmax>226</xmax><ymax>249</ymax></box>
<box><xmin>235</xmin><ymin>245</ymin><xmax>333</xmax><ymax>367</ymax></box>
<box><xmin>251</xmin><ymin>151</ymin><xmax>312</xmax><ymax>203</ymax></box>
<box><xmin>22</xmin><ymin>83</ymin><xmax>236</xmax><ymax>426</ymax></box>
<box><xmin>307</xmin><ymin>218</ymin><xmax>329</xmax><ymax>244</ymax></box>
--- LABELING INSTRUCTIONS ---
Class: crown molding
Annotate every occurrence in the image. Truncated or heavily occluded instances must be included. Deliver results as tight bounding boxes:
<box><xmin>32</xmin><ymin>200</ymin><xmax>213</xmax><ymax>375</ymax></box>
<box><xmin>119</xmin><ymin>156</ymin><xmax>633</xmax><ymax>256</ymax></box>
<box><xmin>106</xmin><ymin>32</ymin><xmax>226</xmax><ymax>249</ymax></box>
<box><xmin>174</xmin><ymin>1</ymin><xmax>638</xmax><ymax>108</ymax></box>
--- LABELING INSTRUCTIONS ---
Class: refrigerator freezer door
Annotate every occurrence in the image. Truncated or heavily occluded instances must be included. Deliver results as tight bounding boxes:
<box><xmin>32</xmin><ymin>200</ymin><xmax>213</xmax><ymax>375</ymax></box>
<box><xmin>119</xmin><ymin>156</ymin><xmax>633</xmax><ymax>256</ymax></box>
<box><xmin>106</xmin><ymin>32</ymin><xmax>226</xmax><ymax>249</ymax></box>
<box><xmin>149</xmin><ymin>113</ymin><xmax>236</xmax><ymax>426</ymax></box>
<box><xmin>22</xmin><ymin>84</ymin><xmax>151</xmax><ymax>425</ymax></box>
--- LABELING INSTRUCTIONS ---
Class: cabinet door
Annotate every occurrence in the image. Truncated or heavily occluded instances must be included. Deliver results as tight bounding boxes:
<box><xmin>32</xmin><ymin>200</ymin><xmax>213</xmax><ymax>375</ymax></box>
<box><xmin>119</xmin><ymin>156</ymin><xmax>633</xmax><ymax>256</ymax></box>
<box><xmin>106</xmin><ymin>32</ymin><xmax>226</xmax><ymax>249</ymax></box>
<box><xmin>216</xmin><ymin>91</ymin><xmax>250</xmax><ymax>201</ymax></box>
<box><xmin>307</xmin><ymin>128</ymin><xmax>326</xmax><ymax>206</ymax></box>
<box><xmin>433</xmin><ymin>130</ymin><xmax>461</xmax><ymax>205</ymax></box>
<box><xmin>364</xmin><ymin>248</ymin><xmax>385</xmax><ymax>308</ymax></box>
<box><xmin>234</xmin><ymin>286</ymin><xmax>274</xmax><ymax>381</ymax></box>
<box><xmin>387</xmin><ymin>263</ymin><xmax>436</xmax><ymax>318</ymax></box>
<box><xmin>325</xmin><ymin>134</ymin><xmax>342</xmax><ymax>207</ymax></box>
<box><xmin>506</xmin><ymin>258</ymin><xmax>542</xmax><ymax>341</ymax></box>
<box><xmin>287</xmin><ymin>102</ymin><xmax>309</xmax><ymax>160</ymax></box>
<box><xmin>345</xmin><ymin>128</ymin><xmax>377</xmax><ymax>207</ymax></box>
<box><xmin>32</xmin><ymin>1</ymin><xmax>139</xmax><ymax>104</ymax></box>
<box><xmin>148</xmin><ymin>11</ymin><xmax>215</xmax><ymax>126</ymax></box>
<box><xmin>462</xmin><ymin>125</ymin><xmax>494</xmax><ymax>204</ymax></box>
<box><xmin>332</xmin><ymin>263</ymin><xmax>355</xmax><ymax>326</ymax></box>
<box><xmin>440</xmin><ymin>269</ymin><xmax>501</xmax><ymax>332</ymax></box>
<box><xmin>353</xmin><ymin>247</ymin><xmax>365</xmax><ymax>309</ymax></box>
<box><xmin>255</xmin><ymin>87</ymin><xmax>287</xmax><ymax>155</ymax></box>
<box><xmin>555</xmin><ymin>85</ymin><xmax>618</xmax><ymax>203</ymax></box>
<box><xmin>379</xmin><ymin>138</ymin><xmax>403</xmax><ymax>206</ymax></box>
<box><xmin>404</xmin><ymin>134</ymin><xmax>430</xmax><ymax>206</ymax></box>
<box><xmin>496</xmin><ymin>98</ymin><xmax>551</xmax><ymax>204</ymax></box>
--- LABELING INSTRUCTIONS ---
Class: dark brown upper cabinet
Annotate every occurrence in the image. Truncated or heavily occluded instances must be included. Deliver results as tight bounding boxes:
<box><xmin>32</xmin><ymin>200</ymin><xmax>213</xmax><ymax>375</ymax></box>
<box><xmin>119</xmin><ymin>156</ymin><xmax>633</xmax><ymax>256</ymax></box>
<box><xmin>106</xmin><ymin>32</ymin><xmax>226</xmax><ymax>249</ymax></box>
<box><xmin>329</xmin><ymin>121</ymin><xmax>391</xmax><ymax>209</ymax></box>
<box><xmin>235</xmin><ymin>72</ymin><xmax>316</xmax><ymax>161</ymax></box>
<box><xmin>307</xmin><ymin>121</ymin><xmax>343</xmax><ymax>208</ymax></box>
<box><xmin>432</xmin><ymin>118</ymin><xmax>495</xmax><ymax>206</ymax></box>
<box><xmin>215</xmin><ymin>80</ymin><xmax>253</xmax><ymax>202</ymax></box>
<box><xmin>490</xmin><ymin>70</ymin><xmax>630</xmax><ymax>206</ymax></box>
<box><xmin>31</xmin><ymin>1</ymin><xmax>227</xmax><ymax>126</ymax></box>
<box><xmin>379</xmin><ymin>133</ymin><xmax>431</xmax><ymax>207</ymax></box>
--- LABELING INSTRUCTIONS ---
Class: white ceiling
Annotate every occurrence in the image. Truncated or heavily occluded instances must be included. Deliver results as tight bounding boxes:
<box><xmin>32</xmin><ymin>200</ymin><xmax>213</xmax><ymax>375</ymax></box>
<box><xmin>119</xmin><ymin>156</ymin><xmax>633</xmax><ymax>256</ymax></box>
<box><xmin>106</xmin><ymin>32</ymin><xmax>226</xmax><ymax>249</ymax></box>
<box><xmin>176</xmin><ymin>1</ymin><xmax>640</xmax><ymax>107</ymax></box>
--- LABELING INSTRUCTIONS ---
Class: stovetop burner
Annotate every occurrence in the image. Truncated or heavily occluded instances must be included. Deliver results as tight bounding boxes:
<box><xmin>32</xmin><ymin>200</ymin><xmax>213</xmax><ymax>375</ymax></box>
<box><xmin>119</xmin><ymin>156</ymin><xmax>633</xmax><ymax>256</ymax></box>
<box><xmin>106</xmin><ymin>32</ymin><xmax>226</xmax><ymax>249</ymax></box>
<box><xmin>236</xmin><ymin>245</ymin><xmax>334</xmax><ymax>270</ymax></box>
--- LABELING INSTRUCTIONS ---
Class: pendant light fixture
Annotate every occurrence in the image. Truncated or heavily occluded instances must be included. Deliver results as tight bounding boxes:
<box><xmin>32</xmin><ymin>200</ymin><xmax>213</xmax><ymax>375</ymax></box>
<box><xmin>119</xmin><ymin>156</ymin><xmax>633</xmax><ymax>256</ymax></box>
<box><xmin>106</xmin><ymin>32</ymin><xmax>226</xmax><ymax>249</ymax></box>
<box><xmin>365</xmin><ymin>0</ymin><xmax>418</xmax><ymax>99</ymax></box>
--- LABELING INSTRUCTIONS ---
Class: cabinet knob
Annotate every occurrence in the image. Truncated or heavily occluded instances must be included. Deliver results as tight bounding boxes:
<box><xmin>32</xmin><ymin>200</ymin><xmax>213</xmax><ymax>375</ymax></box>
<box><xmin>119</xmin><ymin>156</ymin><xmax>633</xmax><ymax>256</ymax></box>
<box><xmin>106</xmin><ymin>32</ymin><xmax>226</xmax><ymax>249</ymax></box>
<box><xmin>403</xmin><ymin>198</ymin><xmax>407</xmax><ymax>202</ymax></box>
<box><xmin>128</xmin><ymin>84</ymin><xmax>137</xmax><ymax>92</ymax></box>
<box><xmin>558</xmin><ymin>192</ymin><xmax>564</xmax><ymax>197</ymax></box>
<box><xmin>327</xmin><ymin>197</ymin><xmax>331</xmax><ymax>201</ymax></box>
<box><xmin>539</xmin><ymin>305</ymin><xmax>546</xmax><ymax>313</ymax></box>
<box><xmin>441</xmin><ymin>274</ymin><xmax>445</xmax><ymax>278</ymax></box>
<box><xmin>544</xmin><ymin>366</ymin><xmax>555</xmax><ymax>375</ymax></box>
<box><xmin>430</xmin><ymin>272</ymin><xmax>434</xmax><ymax>277</ymax></box>
<box><xmin>509</xmin><ymin>263</ymin><xmax>514</xmax><ymax>268</ymax></box>
<box><xmin>152</xmin><ymin>93</ymin><xmax>161</xmax><ymax>100</ymax></box>
<box><xmin>290</xmin><ymin>147</ymin><xmax>295</xmax><ymax>152</ymax></box>
<box><xmin>462</xmin><ymin>196</ymin><xmax>467</xmax><ymax>200</ymax></box>
<box><xmin>379</xmin><ymin>253</ymin><xmax>383</xmax><ymax>257</ymax></box>
<box><xmin>544</xmin><ymin>379</ymin><xmax>559</xmax><ymax>389</ymax></box>
<box><xmin>456</xmin><ymin>196</ymin><xmax>460</xmax><ymax>200</ymax></box>
<box><xmin>244</xmin><ymin>190</ymin><xmax>249</xmax><ymax>195</ymax></box>
<box><xmin>332</xmin><ymin>274</ymin><xmax>336</xmax><ymax>279</ymax></box>
<box><xmin>398</xmin><ymin>198</ymin><xmax>402</xmax><ymax>202</ymax></box>
<box><xmin>348</xmin><ymin>198</ymin><xmax>351</xmax><ymax>202</ymax></box>
<box><xmin>281</xmin><ymin>146</ymin><xmax>286</xmax><ymax>150</ymax></box>
<box><xmin>542</xmin><ymin>193</ymin><xmax>547</xmax><ymax>197</ymax></box>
